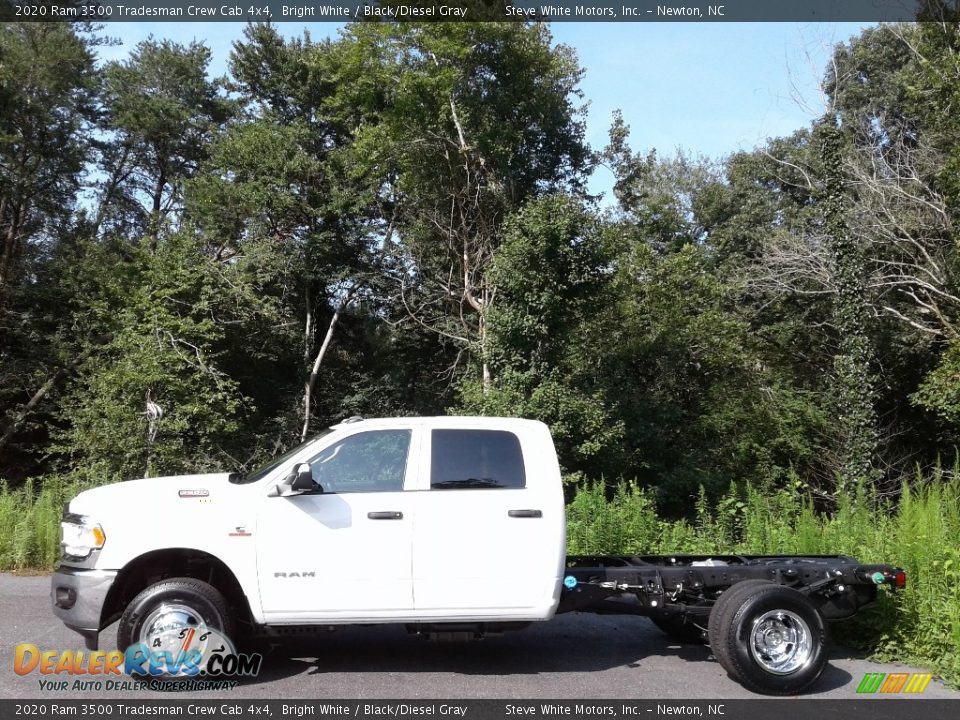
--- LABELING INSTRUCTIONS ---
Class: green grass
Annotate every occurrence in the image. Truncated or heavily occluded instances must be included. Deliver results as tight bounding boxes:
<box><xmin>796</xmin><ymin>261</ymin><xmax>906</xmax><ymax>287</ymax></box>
<box><xmin>0</xmin><ymin>476</ymin><xmax>90</xmax><ymax>571</ymax></box>
<box><xmin>1</xmin><ymin>466</ymin><xmax>958</xmax><ymax>686</ymax></box>
<box><xmin>567</xmin><ymin>467</ymin><xmax>960</xmax><ymax>687</ymax></box>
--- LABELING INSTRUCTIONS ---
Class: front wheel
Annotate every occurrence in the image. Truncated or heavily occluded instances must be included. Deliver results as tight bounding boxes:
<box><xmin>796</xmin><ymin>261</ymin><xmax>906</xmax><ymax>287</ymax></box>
<box><xmin>709</xmin><ymin>582</ymin><xmax>827</xmax><ymax>695</ymax></box>
<box><xmin>117</xmin><ymin>577</ymin><xmax>234</xmax><ymax>675</ymax></box>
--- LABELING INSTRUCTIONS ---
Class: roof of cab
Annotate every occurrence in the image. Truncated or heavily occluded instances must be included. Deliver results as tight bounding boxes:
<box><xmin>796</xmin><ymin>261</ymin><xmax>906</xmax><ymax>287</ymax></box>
<box><xmin>329</xmin><ymin>416</ymin><xmax>547</xmax><ymax>431</ymax></box>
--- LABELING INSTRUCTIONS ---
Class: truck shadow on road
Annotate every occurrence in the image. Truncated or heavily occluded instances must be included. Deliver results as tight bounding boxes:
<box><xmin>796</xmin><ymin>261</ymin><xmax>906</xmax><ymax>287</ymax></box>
<box><xmin>233</xmin><ymin>614</ymin><xmax>853</xmax><ymax>696</ymax></box>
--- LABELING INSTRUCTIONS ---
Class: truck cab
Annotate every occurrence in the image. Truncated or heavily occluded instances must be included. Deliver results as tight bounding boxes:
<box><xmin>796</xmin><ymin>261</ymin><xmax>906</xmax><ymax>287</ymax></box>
<box><xmin>51</xmin><ymin>417</ymin><xmax>566</xmax><ymax>651</ymax></box>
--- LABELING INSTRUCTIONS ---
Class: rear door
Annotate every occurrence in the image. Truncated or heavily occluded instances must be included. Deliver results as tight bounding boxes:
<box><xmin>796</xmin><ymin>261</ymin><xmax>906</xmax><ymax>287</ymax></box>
<box><xmin>411</xmin><ymin>424</ymin><xmax>564</xmax><ymax>616</ymax></box>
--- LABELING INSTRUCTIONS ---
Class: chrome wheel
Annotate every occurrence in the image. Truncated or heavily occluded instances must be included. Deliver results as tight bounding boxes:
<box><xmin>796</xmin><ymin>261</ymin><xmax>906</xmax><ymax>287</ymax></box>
<box><xmin>138</xmin><ymin>602</ymin><xmax>206</xmax><ymax>651</ymax></box>
<box><xmin>118</xmin><ymin>577</ymin><xmax>234</xmax><ymax>676</ymax></box>
<box><xmin>749</xmin><ymin>609</ymin><xmax>812</xmax><ymax>675</ymax></box>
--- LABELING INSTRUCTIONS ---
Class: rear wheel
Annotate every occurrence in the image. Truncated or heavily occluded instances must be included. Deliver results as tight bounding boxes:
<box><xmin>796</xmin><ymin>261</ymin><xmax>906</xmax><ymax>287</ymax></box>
<box><xmin>707</xmin><ymin>579</ymin><xmax>776</xmax><ymax>670</ymax></box>
<box><xmin>709</xmin><ymin>582</ymin><xmax>827</xmax><ymax>695</ymax></box>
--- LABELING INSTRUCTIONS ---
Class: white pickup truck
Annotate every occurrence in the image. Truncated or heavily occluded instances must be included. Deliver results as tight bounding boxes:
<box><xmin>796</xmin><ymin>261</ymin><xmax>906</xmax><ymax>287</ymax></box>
<box><xmin>52</xmin><ymin>416</ymin><xmax>904</xmax><ymax>695</ymax></box>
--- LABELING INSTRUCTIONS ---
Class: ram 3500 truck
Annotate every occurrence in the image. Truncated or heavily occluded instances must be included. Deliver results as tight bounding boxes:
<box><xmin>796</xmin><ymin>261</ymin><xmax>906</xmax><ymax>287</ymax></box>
<box><xmin>51</xmin><ymin>416</ymin><xmax>905</xmax><ymax>695</ymax></box>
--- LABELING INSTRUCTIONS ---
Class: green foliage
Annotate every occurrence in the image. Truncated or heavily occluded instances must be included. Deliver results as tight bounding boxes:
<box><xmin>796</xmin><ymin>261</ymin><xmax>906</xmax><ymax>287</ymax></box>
<box><xmin>3</xmin><ymin>19</ymin><xmax>960</xmax><ymax>685</ymax></box>
<box><xmin>818</xmin><ymin>118</ymin><xmax>878</xmax><ymax>492</ymax></box>
<box><xmin>566</xmin><ymin>479</ymin><xmax>660</xmax><ymax>555</ymax></box>
<box><xmin>459</xmin><ymin>196</ymin><xmax>625</xmax><ymax>475</ymax></box>
<box><xmin>566</xmin><ymin>464</ymin><xmax>960</xmax><ymax>686</ymax></box>
<box><xmin>5</xmin><ymin>18</ymin><xmax>957</xmax><ymax>505</ymax></box>
<box><xmin>100</xmin><ymin>37</ymin><xmax>234</xmax><ymax>236</ymax></box>
<box><xmin>187</xmin><ymin>121</ymin><xmax>325</xmax><ymax>246</ymax></box>
<box><xmin>0</xmin><ymin>22</ymin><xmax>101</xmax><ymax>479</ymax></box>
<box><xmin>53</xmin><ymin>234</ymin><xmax>259</xmax><ymax>479</ymax></box>
<box><xmin>0</xmin><ymin>476</ymin><xmax>93</xmax><ymax>570</ymax></box>
<box><xmin>0</xmin><ymin>22</ymin><xmax>99</xmax><ymax>253</ymax></box>
<box><xmin>914</xmin><ymin>337</ymin><xmax>960</xmax><ymax>424</ymax></box>
<box><xmin>331</xmin><ymin>22</ymin><xmax>588</xmax><ymax>207</ymax></box>
<box><xmin>324</xmin><ymin>23</ymin><xmax>590</xmax><ymax>377</ymax></box>
<box><xmin>487</xmin><ymin>196</ymin><xmax>614</xmax><ymax>372</ymax></box>
<box><xmin>460</xmin><ymin>370</ymin><xmax>625</xmax><ymax>476</ymax></box>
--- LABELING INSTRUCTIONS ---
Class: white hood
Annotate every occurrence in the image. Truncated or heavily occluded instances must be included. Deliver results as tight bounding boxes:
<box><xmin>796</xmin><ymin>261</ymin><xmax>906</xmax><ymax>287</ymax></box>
<box><xmin>68</xmin><ymin>472</ymin><xmax>233</xmax><ymax>517</ymax></box>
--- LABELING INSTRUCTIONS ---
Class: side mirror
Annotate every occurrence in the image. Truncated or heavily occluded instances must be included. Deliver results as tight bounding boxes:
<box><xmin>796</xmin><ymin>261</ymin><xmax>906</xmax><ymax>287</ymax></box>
<box><xmin>292</xmin><ymin>463</ymin><xmax>315</xmax><ymax>491</ymax></box>
<box><xmin>273</xmin><ymin>463</ymin><xmax>319</xmax><ymax>497</ymax></box>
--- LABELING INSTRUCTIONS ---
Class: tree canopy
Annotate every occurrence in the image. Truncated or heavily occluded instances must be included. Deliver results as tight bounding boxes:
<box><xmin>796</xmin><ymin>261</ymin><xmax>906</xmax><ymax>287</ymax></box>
<box><xmin>3</xmin><ymin>20</ymin><xmax>960</xmax><ymax>513</ymax></box>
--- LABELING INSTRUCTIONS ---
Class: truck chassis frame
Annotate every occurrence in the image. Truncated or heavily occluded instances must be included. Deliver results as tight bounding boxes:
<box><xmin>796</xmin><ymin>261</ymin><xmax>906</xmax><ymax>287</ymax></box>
<box><xmin>560</xmin><ymin>553</ymin><xmax>904</xmax><ymax>623</ymax></box>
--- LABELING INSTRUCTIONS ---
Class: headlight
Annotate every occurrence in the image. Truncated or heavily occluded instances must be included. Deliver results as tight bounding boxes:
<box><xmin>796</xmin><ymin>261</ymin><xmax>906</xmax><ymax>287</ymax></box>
<box><xmin>60</xmin><ymin>511</ymin><xmax>106</xmax><ymax>560</ymax></box>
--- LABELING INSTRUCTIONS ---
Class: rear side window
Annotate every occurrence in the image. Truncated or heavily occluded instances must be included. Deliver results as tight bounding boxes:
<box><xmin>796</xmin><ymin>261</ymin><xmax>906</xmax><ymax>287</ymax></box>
<box><xmin>430</xmin><ymin>430</ymin><xmax>526</xmax><ymax>490</ymax></box>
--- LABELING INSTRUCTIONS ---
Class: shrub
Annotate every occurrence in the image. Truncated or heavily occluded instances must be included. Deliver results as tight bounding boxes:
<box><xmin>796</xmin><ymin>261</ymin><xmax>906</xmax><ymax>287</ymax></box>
<box><xmin>565</xmin><ymin>466</ymin><xmax>960</xmax><ymax>687</ymax></box>
<box><xmin>0</xmin><ymin>475</ymin><xmax>93</xmax><ymax>570</ymax></box>
<box><xmin>1</xmin><ymin>465</ymin><xmax>957</xmax><ymax>686</ymax></box>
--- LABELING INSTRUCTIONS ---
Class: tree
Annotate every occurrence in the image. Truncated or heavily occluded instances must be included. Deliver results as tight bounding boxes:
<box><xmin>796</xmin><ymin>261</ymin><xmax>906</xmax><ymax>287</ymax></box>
<box><xmin>327</xmin><ymin>22</ymin><xmax>589</xmax><ymax>390</ymax></box>
<box><xmin>602</xmin><ymin>116</ymin><xmax>840</xmax><ymax>505</ymax></box>
<box><xmin>53</xmin><ymin>233</ymin><xmax>274</xmax><ymax>479</ymax></box>
<box><xmin>0</xmin><ymin>22</ymin><xmax>98</xmax><ymax>311</ymax></box>
<box><xmin>818</xmin><ymin>117</ymin><xmax>878</xmax><ymax>491</ymax></box>
<box><xmin>460</xmin><ymin>195</ymin><xmax>625</xmax><ymax>476</ymax></box>
<box><xmin>191</xmin><ymin>25</ymin><xmax>377</xmax><ymax>443</ymax></box>
<box><xmin>0</xmin><ymin>22</ymin><xmax>100</xmax><ymax>480</ymax></box>
<box><xmin>97</xmin><ymin>38</ymin><xmax>233</xmax><ymax>241</ymax></box>
<box><xmin>820</xmin><ymin>22</ymin><xmax>960</xmax><ymax>469</ymax></box>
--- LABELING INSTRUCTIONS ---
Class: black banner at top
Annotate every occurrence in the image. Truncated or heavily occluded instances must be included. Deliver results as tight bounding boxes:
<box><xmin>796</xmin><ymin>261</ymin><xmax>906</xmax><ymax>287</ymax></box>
<box><xmin>1</xmin><ymin>0</ymin><xmax>958</xmax><ymax>23</ymax></box>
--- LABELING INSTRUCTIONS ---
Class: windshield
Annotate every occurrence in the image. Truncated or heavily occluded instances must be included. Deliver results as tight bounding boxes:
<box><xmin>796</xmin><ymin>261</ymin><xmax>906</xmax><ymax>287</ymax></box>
<box><xmin>233</xmin><ymin>430</ymin><xmax>334</xmax><ymax>484</ymax></box>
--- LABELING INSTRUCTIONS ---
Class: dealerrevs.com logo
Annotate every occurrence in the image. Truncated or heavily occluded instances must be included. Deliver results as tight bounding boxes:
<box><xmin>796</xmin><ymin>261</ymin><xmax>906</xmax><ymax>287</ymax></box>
<box><xmin>14</xmin><ymin>623</ymin><xmax>262</xmax><ymax>692</ymax></box>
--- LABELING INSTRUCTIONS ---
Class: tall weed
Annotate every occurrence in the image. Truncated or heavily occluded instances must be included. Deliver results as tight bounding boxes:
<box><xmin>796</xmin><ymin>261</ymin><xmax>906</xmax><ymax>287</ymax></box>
<box><xmin>1</xmin><ymin>466</ymin><xmax>957</xmax><ymax>685</ymax></box>
<box><xmin>565</xmin><ymin>467</ymin><xmax>960</xmax><ymax>687</ymax></box>
<box><xmin>0</xmin><ymin>476</ymin><xmax>92</xmax><ymax>570</ymax></box>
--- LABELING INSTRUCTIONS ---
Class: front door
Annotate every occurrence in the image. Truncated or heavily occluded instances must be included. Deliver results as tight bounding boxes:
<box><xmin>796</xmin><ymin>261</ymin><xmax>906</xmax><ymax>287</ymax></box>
<box><xmin>256</xmin><ymin>428</ymin><xmax>417</xmax><ymax>620</ymax></box>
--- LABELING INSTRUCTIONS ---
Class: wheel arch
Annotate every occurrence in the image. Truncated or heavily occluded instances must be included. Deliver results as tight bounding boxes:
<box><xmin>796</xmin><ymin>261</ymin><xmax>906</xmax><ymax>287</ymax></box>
<box><xmin>101</xmin><ymin>548</ymin><xmax>255</xmax><ymax>635</ymax></box>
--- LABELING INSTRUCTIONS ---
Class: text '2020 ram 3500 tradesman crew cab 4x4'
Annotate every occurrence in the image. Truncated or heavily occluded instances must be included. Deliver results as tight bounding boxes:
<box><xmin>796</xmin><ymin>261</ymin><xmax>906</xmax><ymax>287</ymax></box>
<box><xmin>52</xmin><ymin>416</ymin><xmax>905</xmax><ymax>694</ymax></box>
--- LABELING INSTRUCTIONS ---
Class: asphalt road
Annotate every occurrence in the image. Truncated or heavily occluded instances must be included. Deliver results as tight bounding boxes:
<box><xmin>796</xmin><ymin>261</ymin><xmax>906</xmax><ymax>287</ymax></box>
<box><xmin>2</xmin><ymin>574</ymin><xmax>957</xmax><ymax>700</ymax></box>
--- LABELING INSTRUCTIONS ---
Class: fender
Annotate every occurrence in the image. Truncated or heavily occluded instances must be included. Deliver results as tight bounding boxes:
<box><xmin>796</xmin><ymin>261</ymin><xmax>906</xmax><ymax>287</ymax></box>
<box><xmin>65</xmin><ymin>473</ymin><xmax>266</xmax><ymax>623</ymax></box>
<box><xmin>104</xmin><ymin>545</ymin><xmax>264</xmax><ymax>627</ymax></box>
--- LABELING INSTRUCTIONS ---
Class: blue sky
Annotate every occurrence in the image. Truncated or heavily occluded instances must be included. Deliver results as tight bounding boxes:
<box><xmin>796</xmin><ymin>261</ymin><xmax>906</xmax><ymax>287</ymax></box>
<box><xmin>98</xmin><ymin>21</ymin><xmax>872</xmax><ymax>197</ymax></box>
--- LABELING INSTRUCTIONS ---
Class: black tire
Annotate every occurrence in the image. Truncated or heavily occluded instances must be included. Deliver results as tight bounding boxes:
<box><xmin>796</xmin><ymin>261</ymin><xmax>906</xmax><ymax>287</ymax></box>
<box><xmin>117</xmin><ymin>577</ymin><xmax>233</xmax><ymax>653</ymax></box>
<box><xmin>649</xmin><ymin>614</ymin><xmax>706</xmax><ymax>643</ymax></box>
<box><xmin>709</xmin><ymin>582</ymin><xmax>827</xmax><ymax>695</ymax></box>
<box><xmin>707</xmin><ymin>579</ymin><xmax>776</xmax><ymax>673</ymax></box>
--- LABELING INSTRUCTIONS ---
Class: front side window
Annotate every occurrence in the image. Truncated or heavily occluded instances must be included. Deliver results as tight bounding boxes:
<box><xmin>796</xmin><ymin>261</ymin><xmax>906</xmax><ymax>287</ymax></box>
<box><xmin>309</xmin><ymin>430</ymin><xmax>411</xmax><ymax>493</ymax></box>
<box><xmin>430</xmin><ymin>429</ymin><xmax>526</xmax><ymax>490</ymax></box>
<box><xmin>238</xmin><ymin>430</ymin><xmax>333</xmax><ymax>484</ymax></box>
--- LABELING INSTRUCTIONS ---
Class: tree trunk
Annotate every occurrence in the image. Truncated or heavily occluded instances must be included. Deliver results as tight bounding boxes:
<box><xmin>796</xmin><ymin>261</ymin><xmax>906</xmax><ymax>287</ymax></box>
<box><xmin>821</xmin><ymin>117</ymin><xmax>878</xmax><ymax>493</ymax></box>
<box><xmin>152</xmin><ymin>171</ymin><xmax>165</xmax><ymax>220</ymax></box>
<box><xmin>304</xmin><ymin>282</ymin><xmax>313</xmax><ymax>363</ymax></box>
<box><xmin>91</xmin><ymin>144</ymin><xmax>133</xmax><ymax>238</ymax></box>
<box><xmin>300</xmin><ymin>289</ymin><xmax>355</xmax><ymax>441</ymax></box>
<box><xmin>478</xmin><ymin>310</ymin><xmax>492</xmax><ymax>394</ymax></box>
<box><xmin>148</xmin><ymin>167</ymin><xmax>167</xmax><ymax>248</ymax></box>
<box><xmin>0</xmin><ymin>360</ymin><xmax>77</xmax><ymax>457</ymax></box>
<box><xmin>0</xmin><ymin>199</ymin><xmax>23</xmax><ymax>315</ymax></box>
<box><xmin>0</xmin><ymin>193</ymin><xmax>9</xmax><ymax>308</ymax></box>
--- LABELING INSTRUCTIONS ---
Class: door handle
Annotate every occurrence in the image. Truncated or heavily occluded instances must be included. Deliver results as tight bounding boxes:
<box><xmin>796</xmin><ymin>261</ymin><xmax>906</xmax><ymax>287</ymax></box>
<box><xmin>368</xmin><ymin>511</ymin><xmax>404</xmax><ymax>520</ymax></box>
<box><xmin>508</xmin><ymin>509</ymin><xmax>543</xmax><ymax>518</ymax></box>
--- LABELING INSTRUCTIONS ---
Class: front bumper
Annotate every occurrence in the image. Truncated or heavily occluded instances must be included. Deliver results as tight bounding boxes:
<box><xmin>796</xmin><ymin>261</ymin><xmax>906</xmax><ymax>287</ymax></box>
<box><xmin>50</xmin><ymin>565</ymin><xmax>117</xmax><ymax>650</ymax></box>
